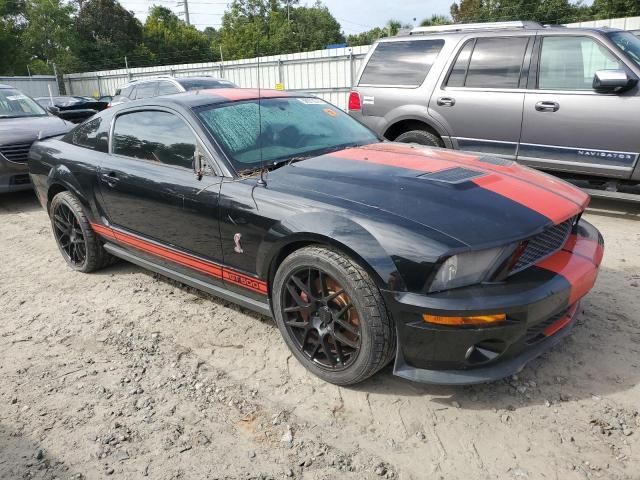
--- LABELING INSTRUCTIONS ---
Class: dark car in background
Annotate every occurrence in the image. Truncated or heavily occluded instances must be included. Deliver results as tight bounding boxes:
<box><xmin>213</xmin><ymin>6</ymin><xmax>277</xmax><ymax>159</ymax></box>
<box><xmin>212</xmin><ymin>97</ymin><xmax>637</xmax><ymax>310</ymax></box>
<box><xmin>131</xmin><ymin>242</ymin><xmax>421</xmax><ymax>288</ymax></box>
<box><xmin>35</xmin><ymin>96</ymin><xmax>109</xmax><ymax>124</ymax></box>
<box><xmin>29</xmin><ymin>88</ymin><xmax>603</xmax><ymax>385</ymax></box>
<box><xmin>0</xmin><ymin>84</ymin><xmax>73</xmax><ymax>193</ymax></box>
<box><xmin>110</xmin><ymin>76</ymin><xmax>238</xmax><ymax>106</ymax></box>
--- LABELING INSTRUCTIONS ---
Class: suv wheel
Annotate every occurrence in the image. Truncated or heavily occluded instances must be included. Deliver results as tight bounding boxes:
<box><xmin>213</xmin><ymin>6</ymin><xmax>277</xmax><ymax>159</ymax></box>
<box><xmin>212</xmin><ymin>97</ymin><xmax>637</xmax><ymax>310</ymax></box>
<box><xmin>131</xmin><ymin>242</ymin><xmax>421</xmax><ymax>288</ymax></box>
<box><xmin>272</xmin><ymin>246</ymin><xmax>396</xmax><ymax>385</ymax></box>
<box><xmin>50</xmin><ymin>191</ymin><xmax>113</xmax><ymax>273</ymax></box>
<box><xmin>395</xmin><ymin>129</ymin><xmax>444</xmax><ymax>147</ymax></box>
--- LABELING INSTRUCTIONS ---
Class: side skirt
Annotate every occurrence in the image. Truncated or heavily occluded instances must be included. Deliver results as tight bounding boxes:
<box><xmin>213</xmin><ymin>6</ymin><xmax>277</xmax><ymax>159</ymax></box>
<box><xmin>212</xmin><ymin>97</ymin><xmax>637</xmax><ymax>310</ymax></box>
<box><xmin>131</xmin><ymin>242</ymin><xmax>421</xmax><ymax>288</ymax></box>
<box><xmin>104</xmin><ymin>243</ymin><xmax>273</xmax><ymax>318</ymax></box>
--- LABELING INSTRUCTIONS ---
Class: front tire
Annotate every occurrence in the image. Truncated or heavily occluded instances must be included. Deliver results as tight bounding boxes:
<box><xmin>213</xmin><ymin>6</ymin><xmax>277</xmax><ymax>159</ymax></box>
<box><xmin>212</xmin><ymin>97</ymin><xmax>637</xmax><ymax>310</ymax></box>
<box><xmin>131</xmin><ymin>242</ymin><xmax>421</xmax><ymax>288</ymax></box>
<box><xmin>49</xmin><ymin>191</ymin><xmax>112</xmax><ymax>273</ymax></box>
<box><xmin>272</xmin><ymin>246</ymin><xmax>395</xmax><ymax>385</ymax></box>
<box><xmin>395</xmin><ymin>129</ymin><xmax>444</xmax><ymax>147</ymax></box>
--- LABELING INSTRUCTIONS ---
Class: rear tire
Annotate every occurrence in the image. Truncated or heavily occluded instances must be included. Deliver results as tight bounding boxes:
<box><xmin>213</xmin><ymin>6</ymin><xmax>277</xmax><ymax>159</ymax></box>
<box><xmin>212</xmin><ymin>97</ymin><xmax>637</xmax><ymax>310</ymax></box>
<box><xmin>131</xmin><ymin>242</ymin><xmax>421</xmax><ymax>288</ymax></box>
<box><xmin>49</xmin><ymin>191</ymin><xmax>113</xmax><ymax>273</ymax></box>
<box><xmin>272</xmin><ymin>246</ymin><xmax>396</xmax><ymax>385</ymax></box>
<box><xmin>395</xmin><ymin>129</ymin><xmax>444</xmax><ymax>147</ymax></box>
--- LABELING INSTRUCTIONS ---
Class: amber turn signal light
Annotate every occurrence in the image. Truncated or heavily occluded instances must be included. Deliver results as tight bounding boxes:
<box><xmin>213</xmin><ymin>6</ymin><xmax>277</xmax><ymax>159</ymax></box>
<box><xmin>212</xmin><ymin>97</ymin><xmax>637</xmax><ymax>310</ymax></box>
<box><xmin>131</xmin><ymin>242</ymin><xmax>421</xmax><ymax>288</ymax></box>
<box><xmin>422</xmin><ymin>313</ymin><xmax>507</xmax><ymax>326</ymax></box>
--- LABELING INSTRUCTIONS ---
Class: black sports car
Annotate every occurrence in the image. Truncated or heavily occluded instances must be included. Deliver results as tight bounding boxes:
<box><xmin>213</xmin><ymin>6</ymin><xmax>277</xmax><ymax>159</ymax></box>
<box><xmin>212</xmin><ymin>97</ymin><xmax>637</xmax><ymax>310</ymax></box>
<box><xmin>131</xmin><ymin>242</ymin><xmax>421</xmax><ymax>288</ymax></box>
<box><xmin>35</xmin><ymin>96</ymin><xmax>109</xmax><ymax>124</ymax></box>
<box><xmin>28</xmin><ymin>89</ymin><xmax>604</xmax><ymax>385</ymax></box>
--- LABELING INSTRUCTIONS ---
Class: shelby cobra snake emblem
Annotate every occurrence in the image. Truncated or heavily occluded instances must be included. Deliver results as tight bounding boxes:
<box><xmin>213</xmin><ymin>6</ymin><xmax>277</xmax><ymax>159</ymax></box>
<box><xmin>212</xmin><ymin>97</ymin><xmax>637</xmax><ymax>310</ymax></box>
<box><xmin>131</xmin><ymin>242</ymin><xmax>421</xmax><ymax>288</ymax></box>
<box><xmin>233</xmin><ymin>233</ymin><xmax>244</xmax><ymax>254</ymax></box>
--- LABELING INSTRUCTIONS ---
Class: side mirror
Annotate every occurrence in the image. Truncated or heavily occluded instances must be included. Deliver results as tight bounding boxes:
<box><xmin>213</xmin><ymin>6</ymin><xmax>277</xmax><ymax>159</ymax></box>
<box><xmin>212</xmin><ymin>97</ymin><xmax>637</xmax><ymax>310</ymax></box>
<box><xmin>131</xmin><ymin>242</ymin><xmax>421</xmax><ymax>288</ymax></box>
<box><xmin>593</xmin><ymin>69</ymin><xmax>638</xmax><ymax>93</ymax></box>
<box><xmin>193</xmin><ymin>148</ymin><xmax>206</xmax><ymax>181</ymax></box>
<box><xmin>47</xmin><ymin>105</ymin><xmax>60</xmax><ymax>115</ymax></box>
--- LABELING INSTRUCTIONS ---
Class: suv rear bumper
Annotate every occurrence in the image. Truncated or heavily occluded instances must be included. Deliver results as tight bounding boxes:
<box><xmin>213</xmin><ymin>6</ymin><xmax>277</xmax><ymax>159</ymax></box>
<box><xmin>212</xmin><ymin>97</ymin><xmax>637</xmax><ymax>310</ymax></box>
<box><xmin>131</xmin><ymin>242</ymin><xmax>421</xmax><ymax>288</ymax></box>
<box><xmin>382</xmin><ymin>219</ymin><xmax>603</xmax><ymax>384</ymax></box>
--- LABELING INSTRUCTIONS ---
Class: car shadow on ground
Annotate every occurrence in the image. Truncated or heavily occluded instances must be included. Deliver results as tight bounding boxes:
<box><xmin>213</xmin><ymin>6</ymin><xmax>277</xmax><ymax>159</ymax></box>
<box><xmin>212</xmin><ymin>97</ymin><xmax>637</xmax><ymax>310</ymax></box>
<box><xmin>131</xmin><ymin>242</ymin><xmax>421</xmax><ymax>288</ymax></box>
<box><xmin>0</xmin><ymin>423</ymin><xmax>74</xmax><ymax>479</ymax></box>
<box><xmin>0</xmin><ymin>190</ymin><xmax>41</xmax><ymax>214</ymax></box>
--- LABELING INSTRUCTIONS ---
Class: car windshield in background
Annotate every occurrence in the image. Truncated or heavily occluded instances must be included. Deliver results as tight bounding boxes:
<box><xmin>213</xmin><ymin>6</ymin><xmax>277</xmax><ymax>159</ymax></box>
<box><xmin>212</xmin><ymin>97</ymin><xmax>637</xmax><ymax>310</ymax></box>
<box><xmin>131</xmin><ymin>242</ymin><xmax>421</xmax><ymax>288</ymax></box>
<box><xmin>178</xmin><ymin>78</ymin><xmax>237</xmax><ymax>90</ymax></box>
<box><xmin>607</xmin><ymin>31</ymin><xmax>640</xmax><ymax>68</ymax></box>
<box><xmin>0</xmin><ymin>89</ymin><xmax>47</xmax><ymax>118</ymax></box>
<box><xmin>197</xmin><ymin>97</ymin><xmax>379</xmax><ymax>171</ymax></box>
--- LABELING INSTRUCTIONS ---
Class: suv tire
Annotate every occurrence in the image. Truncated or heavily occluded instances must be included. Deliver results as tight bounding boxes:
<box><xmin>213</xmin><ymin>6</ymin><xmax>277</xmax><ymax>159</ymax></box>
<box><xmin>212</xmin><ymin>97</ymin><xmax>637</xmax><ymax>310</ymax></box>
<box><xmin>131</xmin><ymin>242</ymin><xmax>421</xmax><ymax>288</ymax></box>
<box><xmin>395</xmin><ymin>129</ymin><xmax>444</xmax><ymax>147</ymax></box>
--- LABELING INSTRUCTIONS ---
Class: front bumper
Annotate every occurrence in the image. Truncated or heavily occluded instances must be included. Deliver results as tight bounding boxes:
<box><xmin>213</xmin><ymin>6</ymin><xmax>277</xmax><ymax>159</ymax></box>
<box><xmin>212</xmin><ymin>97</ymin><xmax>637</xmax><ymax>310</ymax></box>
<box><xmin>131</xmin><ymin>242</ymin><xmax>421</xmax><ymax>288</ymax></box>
<box><xmin>383</xmin><ymin>219</ymin><xmax>603</xmax><ymax>385</ymax></box>
<box><xmin>0</xmin><ymin>156</ymin><xmax>31</xmax><ymax>193</ymax></box>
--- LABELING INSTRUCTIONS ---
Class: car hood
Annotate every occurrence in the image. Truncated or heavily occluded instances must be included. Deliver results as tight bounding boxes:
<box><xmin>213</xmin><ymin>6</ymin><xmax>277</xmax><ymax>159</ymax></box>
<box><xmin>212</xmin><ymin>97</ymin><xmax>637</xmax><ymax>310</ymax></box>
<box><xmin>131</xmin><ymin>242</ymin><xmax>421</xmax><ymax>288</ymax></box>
<box><xmin>267</xmin><ymin>142</ymin><xmax>589</xmax><ymax>248</ymax></box>
<box><xmin>0</xmin><ymin>115</ymin><xmax>73</xmax><ymax>146</ymax></box>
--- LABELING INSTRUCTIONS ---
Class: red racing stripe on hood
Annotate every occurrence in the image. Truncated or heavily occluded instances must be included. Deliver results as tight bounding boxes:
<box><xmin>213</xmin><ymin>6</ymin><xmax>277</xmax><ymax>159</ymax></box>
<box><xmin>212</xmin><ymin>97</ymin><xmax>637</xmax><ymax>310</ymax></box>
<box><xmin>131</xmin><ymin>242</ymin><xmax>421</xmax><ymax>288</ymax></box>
<box><xmin>537</xmin><ymin>251</ymin><xmax>599</xmax><ymax>305</ymax></box>
<box><xmin>331</xmin><ymin>145</ymin><xmax>583</xmax><ymax>223</ymax></box>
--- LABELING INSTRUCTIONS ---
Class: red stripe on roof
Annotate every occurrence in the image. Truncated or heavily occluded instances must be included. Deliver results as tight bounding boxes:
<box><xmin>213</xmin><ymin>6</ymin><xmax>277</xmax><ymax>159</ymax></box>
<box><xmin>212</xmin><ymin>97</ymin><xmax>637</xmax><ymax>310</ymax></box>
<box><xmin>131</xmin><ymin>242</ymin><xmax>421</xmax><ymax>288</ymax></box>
<box><xmin>205</xmin><ymin>88</ymin><xmax>291</xmax><ymax>102</ymax></box>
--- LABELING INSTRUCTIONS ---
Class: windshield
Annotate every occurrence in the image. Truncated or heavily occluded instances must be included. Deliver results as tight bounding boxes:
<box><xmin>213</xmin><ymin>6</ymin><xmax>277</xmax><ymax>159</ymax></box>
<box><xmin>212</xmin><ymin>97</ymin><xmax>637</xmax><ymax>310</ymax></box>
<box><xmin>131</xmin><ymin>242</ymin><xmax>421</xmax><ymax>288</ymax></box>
<box><xmin>197</xmin><ymin>97</ymin><xmax>379</xmax><ymax>171</ymax></box>
<box><xmin>178</xmin><ymin>78</ymin><xmax>237</xmax><ymax>90</ymax></box>
<box><xmin>0</xmin><ymin>88</ymin><xmax>48</xmax><ymax>118</ymax></box>
<box><xmin>607</xmin><ymin>31</ymin><xmax>640</xmax><ymax>69</ymax></box>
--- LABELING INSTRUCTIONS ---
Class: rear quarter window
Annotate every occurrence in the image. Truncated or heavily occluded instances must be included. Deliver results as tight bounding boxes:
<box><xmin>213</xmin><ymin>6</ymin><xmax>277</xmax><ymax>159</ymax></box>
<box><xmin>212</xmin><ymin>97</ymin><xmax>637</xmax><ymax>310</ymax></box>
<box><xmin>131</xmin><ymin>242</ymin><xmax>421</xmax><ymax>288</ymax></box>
<box><xmin>359</xmin><ymin>39</ymin><xmax>445</xmax><ymax>87</ymax></box>
<box><xmin>64</xmin><ymin>117</ymin><xmax>109</xmax><ymax>153</ymax></box>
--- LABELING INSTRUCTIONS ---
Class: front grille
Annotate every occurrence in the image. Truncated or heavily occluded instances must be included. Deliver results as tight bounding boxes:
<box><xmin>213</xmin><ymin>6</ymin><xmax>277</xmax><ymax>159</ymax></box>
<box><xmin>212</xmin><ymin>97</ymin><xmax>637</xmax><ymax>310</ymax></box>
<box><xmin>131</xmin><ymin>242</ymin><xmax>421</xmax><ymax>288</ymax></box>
<box><xmin>510</xmin><ymin>216</ymin><xmax>575</xmax><ymax>275</ymax></box>
<box><xmin>524</xmin><ymin>308</ymin><xmax>569</xmax><ymax>345</ymax></box>
<box><xmin>419</xmin><ymin>167</ymin><xmax>486</xmax><ymax>184</ymax></box>
<box><xmin>0</xmin><ymin>143</ymin><xmax>32</xmax><ymax>163</ymax></box>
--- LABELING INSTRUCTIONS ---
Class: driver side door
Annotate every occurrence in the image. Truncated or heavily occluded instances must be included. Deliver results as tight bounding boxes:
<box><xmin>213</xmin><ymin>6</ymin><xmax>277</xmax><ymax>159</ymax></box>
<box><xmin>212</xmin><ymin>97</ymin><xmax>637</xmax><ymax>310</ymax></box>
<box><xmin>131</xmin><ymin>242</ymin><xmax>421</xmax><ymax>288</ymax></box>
<box><xmin>518</xmin><ymin>34</ymin><xmax>640</xmax><ymax>179</ymax></box>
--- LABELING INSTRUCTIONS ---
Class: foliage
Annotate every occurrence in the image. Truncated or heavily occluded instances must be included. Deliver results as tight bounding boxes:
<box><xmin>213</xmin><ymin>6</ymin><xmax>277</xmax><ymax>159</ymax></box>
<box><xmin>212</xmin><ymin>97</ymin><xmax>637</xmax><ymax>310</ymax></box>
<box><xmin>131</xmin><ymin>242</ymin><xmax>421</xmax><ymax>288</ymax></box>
<box><xmin>420</xmin><ymin>14</ymin><xmax>452</xmax><ymax>26</ymax></box>
<box><xmin>450</xmin><ymin>0</ymin><xmax>592</xmax><ymax>25</ymax></box>
<box><xmin>346</xmin><ymin>19</ymin><xmax>411</xmax><ymax>46</ymax></box>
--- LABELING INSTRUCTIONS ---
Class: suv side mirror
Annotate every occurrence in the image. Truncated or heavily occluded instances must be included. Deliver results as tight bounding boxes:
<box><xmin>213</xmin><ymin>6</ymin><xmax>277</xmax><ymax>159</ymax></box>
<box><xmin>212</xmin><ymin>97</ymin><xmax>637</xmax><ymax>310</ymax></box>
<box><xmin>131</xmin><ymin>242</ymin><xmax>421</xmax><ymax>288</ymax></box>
<box><xmin>47</xmin><ymin>105</ymin><xmax>60</xmax><ymax>115</ymax></box>
<box><xmin>593</xmin><ymin>69</ymin><xmax>638</xmax><ymax>93</ymax></box>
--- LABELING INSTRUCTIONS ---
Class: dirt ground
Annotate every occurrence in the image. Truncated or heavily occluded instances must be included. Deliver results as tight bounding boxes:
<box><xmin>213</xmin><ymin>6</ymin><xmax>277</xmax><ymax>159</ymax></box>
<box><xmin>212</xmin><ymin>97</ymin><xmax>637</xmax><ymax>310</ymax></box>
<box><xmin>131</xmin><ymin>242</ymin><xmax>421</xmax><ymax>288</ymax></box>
<box><xmin>1</xmin><ymin>190</ymin><xmax>639</xmax><ymax>480</ymax></box>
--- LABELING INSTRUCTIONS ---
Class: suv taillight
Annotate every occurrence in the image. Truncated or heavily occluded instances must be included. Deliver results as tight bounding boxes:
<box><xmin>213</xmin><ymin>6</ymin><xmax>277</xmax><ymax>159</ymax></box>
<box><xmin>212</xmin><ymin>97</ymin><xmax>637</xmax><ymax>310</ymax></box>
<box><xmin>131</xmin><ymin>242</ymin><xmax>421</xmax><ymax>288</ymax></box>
<box><xmin>348</xmin><ymin>91</ymin><xmax>361</xmax><ymax>111</ymax></box>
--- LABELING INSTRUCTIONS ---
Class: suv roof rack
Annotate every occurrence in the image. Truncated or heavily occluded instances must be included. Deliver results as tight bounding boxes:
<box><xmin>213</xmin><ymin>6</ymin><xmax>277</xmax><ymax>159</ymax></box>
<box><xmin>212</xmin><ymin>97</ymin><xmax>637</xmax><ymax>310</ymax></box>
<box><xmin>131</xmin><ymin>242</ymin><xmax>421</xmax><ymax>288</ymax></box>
<box><xmin>409</xmin><ymin>21</ymin><xmax>543</xmax><ymax>35</ymax></box>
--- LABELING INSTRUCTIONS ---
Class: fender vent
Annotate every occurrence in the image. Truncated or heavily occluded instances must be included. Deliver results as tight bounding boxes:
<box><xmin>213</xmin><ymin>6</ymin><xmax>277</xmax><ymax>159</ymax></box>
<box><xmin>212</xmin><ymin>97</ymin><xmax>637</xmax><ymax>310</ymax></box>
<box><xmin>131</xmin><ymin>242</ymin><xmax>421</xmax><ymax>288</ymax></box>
<box><xmin>418</xmin><ymin>167</ymin><xmax>486</xmax><ymax>184</ymax></box>
<box><xmin>477</xmin><ymin>155</ymin><xmax>514</xmax><ymax>167</ymax></box>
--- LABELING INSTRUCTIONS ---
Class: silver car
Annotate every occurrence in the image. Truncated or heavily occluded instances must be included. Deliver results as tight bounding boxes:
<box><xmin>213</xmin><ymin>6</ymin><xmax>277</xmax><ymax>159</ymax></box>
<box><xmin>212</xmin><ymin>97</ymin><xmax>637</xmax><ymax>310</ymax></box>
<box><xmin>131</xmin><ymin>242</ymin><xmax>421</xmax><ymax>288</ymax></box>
<box><xmin>349</xmin><ymin>21</ymin><xmax>640</xmax><ymax>191</ymax></box>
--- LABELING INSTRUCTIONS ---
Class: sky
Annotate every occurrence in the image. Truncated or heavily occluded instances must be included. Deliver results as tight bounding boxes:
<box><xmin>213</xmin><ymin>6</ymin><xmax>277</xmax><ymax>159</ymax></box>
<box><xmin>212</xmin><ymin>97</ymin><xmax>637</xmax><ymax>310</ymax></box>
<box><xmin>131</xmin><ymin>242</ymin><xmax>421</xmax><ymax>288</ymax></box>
<box><xmin>119</xmin><ymin>0</ymin><xmax>454</xmax><ymax>33</ymax></box>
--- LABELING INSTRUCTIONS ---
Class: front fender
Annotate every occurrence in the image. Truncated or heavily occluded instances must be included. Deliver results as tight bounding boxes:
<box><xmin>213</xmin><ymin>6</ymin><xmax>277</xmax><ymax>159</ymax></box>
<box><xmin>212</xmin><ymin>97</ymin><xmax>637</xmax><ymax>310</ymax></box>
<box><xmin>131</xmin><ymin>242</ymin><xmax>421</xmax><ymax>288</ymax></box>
<box><xmin>256</xmin><ymin>212</ymin><xmax>405</xmax><ymax>291</ymax></box>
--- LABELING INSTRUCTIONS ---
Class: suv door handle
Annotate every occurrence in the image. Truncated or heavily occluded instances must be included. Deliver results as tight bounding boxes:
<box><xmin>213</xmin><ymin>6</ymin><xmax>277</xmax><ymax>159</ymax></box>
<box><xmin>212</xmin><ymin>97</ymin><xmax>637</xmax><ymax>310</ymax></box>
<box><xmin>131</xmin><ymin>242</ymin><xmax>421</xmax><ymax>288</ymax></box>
<box><xmin>437</xmin><ymin>96</ymin><xmax>456</xmax><ymax>107</ymax></box>
<box><xmin>535</xmin><ymin>101</ymin><xmax>560</xmax><ymax>112</ymax></box>
<box><xmin>100</xmin><ymin>171</ymin><xmax>120</xmax><ymax>187</ymax></box>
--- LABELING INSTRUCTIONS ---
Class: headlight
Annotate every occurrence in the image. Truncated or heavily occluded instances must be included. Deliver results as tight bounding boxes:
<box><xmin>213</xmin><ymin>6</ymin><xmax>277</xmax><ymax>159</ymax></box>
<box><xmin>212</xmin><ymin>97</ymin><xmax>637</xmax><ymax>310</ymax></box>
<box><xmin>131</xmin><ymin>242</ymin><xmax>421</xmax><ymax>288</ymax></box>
<box><xmin>428</xmin><ymin>245</ymin><xmax>515</xmax><ymax>293</ymax></box>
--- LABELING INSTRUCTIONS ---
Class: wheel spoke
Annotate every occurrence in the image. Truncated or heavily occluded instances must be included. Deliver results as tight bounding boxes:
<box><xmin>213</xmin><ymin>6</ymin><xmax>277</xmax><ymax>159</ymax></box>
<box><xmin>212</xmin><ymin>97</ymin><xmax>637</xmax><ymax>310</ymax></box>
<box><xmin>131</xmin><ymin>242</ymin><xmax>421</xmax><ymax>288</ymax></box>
<box><xmin>291</xmin><ymin>274</ymin><xmax>312</xmax><ymax>299</ymax></box>
<box><xmin>326</xmin><ymin>289</ymin><xmax>345</xmax><ymax>302</ymax></box>
<box><xmin>284</xmin><ymin>305</ymin><xmax>309</xmax><ymax>313</ymax></box>
<box><xmin>320</xmin><ymin>335</ymin><xmax>336</xmax><ymax>366</ymax></box>
<box><xmin>334</xmin><ymin>316</ymin><xmax>359</xmax><ymax>336</ymax></box>
<box><xmin>317</xmin><ymin>270</ymin><xmax>327</xmax><ymax>298</ymax></box>
<box><xmin>309</xmin><ymin>342</ymin><xmax>321</xmax><ymax>361</ymax></box>
<box><xmin>332</xmin><ymin>336</ymin><xmax>345</xmax><ymax>365</ymax></box>
<box><xmin>286</xmin><ymin>283</ymin><xmax>308</xmax><ymax>307</ymax></box>
<box><xmin>334</xmin><ymin>330</ymin><xmax>359</xmax><ymax>349</ymax></box>
<box><xmin>285</xmin><ymin>319</ymin><xmax>308</xmax><ymax>329</ymax></box>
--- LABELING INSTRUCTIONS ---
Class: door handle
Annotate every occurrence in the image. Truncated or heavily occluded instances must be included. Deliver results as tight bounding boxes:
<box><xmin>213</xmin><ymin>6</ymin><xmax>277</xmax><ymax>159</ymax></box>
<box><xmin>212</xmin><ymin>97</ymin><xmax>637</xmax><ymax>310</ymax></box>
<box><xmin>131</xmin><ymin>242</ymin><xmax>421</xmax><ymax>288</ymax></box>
<box><xmin>100</xmin><ymin>171</ymin><xmax>120</xmax><ymax>187</ymax></box>
<box><xmin>535</xmin><ymin>101</ymin><xmax>560</xmax><ymax>112</ymax></box>
<box><xmin>437</xmin><ymin>96</ymin><xmax>456</xmax><ymax>107</ymax></box>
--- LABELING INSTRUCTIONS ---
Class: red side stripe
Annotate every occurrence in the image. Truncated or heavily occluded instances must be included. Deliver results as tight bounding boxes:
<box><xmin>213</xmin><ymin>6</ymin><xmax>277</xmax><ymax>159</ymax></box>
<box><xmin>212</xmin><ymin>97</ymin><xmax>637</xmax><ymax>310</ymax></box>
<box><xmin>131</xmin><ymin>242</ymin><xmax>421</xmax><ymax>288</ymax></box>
<box><xmin>90</xmin><ymin>223</ymin><xmax>267</xmax><ymax>295</ymax></box>
<box><xmin>562</xmin><ymin>234</ymin><xmax>604</xmax><ymax>266</ymax></box>
<box><xmin>472</xmin><ymin>175</ymin><xmax>580</xmax><ymax>224</ymax></box>
<box><xmin>537</xmin><ymin>251</ymin><xmax>599</xmax><ymax>305</ymax></box>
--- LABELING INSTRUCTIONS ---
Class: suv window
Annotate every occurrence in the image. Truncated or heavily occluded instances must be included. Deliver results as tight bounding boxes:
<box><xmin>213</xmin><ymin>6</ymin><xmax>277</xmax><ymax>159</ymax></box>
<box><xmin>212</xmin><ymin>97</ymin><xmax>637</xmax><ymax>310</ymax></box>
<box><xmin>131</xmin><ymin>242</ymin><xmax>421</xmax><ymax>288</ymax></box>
<box><xmin>447</xmin><ymin>37</ymin><xmax>529</xmax><ymax>89</ymax></box>
<box><xmin>157</xmin><ymin>81</ymin><xmax>181</xmax><ymax>95</ymax></box>
<box><xmin>135</xmin><ymin>82</ymin><xmax>158</xmax><ymax>99</ymax></box>
<box><xmin>69</xmin><ymin>118</ymin><xmax>108</xmax><ymax>152</ymax></box>
<box><xmin>112</xmin><ymin>111</ymin><xmax>197</xmax><ymax>168</ymax></box>
<box><xmin>359</xmin><ymin>40</ymin><xmax>445</xmax><ymax>87</ymax></box>
<box><xmin>539</xmin><ymin>36</ymin><xmax>624</xmax><ymax>90</ymax></box>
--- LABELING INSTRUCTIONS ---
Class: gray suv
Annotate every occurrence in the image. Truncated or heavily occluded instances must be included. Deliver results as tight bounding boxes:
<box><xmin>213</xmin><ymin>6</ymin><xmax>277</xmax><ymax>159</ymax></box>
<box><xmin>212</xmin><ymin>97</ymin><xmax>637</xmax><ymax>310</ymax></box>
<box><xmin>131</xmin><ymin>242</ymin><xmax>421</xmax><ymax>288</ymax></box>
<box><xmin>349</xmin><ymin>21</ymin><xmax>640</xmax><ymax>193</ymax></box>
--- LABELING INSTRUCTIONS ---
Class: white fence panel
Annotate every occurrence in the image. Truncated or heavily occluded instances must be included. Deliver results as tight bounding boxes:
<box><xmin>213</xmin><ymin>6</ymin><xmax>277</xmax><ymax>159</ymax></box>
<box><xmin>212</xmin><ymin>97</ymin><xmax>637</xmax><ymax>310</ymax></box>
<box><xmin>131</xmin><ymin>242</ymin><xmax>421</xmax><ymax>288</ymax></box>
<box><xmin>0</xmin><ymin>76</ymin><xmax>59</xmax><ymax>97</ymax></box>
<box><xmin>566</xmin><ymin>15</ymin><xmax>640</xmax><ymax>30</ymax></box>
<box><xmin>64</xmin><ymin>45</ymin><xmax>371</xmax><ymax>110</ymax></box>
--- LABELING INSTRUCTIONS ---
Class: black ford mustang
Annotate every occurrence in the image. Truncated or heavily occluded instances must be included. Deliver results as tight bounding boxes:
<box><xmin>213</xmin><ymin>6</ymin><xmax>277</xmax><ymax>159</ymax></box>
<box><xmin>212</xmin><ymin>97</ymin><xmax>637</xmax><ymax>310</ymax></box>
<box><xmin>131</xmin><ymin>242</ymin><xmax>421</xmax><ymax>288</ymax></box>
<box><xmin>29</xmin><ymin>89</ymin><xmax>604</xmax><ymax>385</ymax></box>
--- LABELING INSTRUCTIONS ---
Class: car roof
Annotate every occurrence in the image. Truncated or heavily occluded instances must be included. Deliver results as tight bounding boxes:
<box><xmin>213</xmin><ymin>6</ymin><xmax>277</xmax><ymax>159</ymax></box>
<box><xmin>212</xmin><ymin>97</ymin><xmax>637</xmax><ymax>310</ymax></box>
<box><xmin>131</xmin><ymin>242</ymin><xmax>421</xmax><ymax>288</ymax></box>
<box><xmin>0</xmin><ymin>84</ymin><xmax>14</xmax><ymax>89</ymax></box>
<box><xmin>111</xmin><ymin>88</ymin><xmax>297</xmax><ymax>110</ymax></box>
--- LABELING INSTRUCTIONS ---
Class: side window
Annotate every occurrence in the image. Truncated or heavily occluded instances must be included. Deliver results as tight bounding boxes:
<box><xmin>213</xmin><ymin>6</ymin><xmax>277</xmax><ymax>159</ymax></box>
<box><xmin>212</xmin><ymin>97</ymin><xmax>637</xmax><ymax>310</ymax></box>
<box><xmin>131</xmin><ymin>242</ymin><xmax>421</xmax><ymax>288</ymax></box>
<box><xmin>135</xmin><ymin>82</ymin><xmax>158</xmax><ymax>99</ymax></box>
<box><xmin>465</xmin><ymin>37</ymin><xmax>529</xmax><ymax>88</ymax></box>
<box><xmin>359</xmin><ymin>40</ymin><xmax>445</xmax><ymax>87</ymax></box>
<box><xmin>69</xmin><ymin>118</ymin><xmax>109</xmax><ymax>153</ymax></box>
<box><xmin>112</xmin><ymin>111</ymin><xmax>197</xmax><ymax>168</ymax></box>
<box><xmin>157</xmin><ymin>81</ymin><xmax>181</xmax><ymax>95</ymax></box>
<box><xmin>538</xmin><ymin>36</ymin><xmax>624</xmax><ymax>90</ymax></box>
<box><xmin>447</xmin><ymin>40</ymin><xmax>474</xmax><ymax>87</ymax></box>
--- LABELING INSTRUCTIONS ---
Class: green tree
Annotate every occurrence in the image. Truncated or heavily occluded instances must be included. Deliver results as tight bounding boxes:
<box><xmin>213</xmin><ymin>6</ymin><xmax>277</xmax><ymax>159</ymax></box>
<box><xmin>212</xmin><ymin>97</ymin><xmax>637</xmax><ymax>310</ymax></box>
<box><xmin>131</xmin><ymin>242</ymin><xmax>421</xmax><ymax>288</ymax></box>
<box><xmin>75</xmin><ymin>0</ymin><xmax>144</xmax><ymax>71</ymax></box>
<box><xmin>0</xmin><ymin>0</ymin><xmax>28</xmax><ymax>75</ymax></box>
<box><xmin>137</xmin><ymin>6</ymin><xmax>215</xmax><ymax>66</ymax></box>
<box><xmin>591</xmin><ymin>0</ymin><xmax>640</xmax><ymax>18</ymax></box>
<box><xmin>420</xmin><ymin>14</ymin><xmax>452</xmax><ymax>26</ymax></box>
<box><xmin>450</xmin><ymin>0</ymin><xmax>591</xmax><ymax>24</ymax></box>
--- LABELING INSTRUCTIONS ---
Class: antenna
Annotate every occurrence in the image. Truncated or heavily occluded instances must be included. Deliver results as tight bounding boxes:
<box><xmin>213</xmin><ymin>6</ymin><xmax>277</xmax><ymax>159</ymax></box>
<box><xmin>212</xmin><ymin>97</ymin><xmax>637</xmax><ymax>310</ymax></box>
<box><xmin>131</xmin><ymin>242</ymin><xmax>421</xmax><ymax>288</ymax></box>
<box><xmin>256</xmin><ymin>39</ymin><xmax>267</xmax><ymax>187</ymax></box>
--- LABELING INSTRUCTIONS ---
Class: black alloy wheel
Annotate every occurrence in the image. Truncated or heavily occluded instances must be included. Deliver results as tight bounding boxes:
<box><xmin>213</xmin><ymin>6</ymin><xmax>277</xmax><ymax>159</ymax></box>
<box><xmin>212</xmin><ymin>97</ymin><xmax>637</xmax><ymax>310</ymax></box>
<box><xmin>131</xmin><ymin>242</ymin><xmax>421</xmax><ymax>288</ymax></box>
<box><xmin>49</xmin><ymin>191</ymin><xmax>113</xmax><ymax>273</ymax></box>
<box><xmin>282</xmin><ymin>267</ymin><xmax>361</xmax><ymax>370</ymax></box>
<box><xmin>273</xmin><ymin>246</ymin><xmax>395</xmax><ymax>385</ymax></box>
